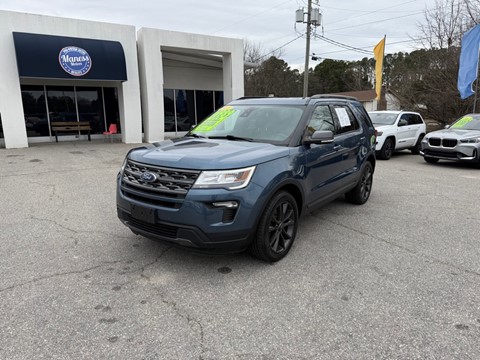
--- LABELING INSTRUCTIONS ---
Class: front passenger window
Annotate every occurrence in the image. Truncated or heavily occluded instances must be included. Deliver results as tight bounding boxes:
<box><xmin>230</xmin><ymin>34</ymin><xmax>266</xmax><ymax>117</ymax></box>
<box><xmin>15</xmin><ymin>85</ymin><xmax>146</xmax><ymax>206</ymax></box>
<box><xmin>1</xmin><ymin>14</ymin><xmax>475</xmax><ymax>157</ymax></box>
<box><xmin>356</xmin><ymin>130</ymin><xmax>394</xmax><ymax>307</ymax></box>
<box><xmin>307</xmin><ymin>105</ymin><xmax>335</xmax><ymax>136</ymax></box>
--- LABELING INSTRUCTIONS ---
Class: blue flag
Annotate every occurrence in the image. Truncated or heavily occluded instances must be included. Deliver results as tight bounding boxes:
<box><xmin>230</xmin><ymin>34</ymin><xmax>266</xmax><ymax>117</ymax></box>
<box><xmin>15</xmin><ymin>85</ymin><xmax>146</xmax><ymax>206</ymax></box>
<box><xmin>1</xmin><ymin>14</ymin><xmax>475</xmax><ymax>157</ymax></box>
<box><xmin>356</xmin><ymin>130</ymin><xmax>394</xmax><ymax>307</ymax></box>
<box><xmin>458</xmin><ymin>24</ymin><xmax>480</xmax><ymax>99</ymax></box>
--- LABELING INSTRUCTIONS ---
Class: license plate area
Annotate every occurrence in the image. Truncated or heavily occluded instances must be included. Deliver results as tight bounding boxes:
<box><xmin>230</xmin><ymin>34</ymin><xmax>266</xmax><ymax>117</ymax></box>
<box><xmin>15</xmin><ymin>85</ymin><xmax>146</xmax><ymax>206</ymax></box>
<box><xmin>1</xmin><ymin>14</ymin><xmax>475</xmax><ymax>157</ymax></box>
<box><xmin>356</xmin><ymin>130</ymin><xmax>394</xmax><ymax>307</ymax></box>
<box><xmin>131</xmin><ymin>204</ymin><xmax>155</xmax><ymax>224</ymax></box>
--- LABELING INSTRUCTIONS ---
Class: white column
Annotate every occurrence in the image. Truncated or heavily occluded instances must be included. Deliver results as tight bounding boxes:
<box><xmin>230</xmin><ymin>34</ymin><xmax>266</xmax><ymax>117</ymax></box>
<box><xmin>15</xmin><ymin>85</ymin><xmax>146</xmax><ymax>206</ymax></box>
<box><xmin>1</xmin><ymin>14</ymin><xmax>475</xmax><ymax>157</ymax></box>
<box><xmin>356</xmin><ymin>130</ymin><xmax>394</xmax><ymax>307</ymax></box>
<box><xmin>222</xmin><ymin>46</ymin><xmax>244</xmax><ymax>103</ymax></box>
<box><xmin>138</xmin><ymin>29</ymin><xmax>164</xmax><ymax>143</ymax></box>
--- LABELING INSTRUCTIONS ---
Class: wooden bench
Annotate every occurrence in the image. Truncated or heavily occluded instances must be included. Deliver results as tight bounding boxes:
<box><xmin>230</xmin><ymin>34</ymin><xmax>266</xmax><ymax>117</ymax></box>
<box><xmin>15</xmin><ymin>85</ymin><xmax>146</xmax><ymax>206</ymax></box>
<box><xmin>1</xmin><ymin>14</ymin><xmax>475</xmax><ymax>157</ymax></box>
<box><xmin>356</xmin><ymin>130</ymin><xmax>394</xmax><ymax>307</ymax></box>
<box><xmin>51</xmin><ymin>121</ymin><xmax>92</xmax><ymax>142</ymax></box>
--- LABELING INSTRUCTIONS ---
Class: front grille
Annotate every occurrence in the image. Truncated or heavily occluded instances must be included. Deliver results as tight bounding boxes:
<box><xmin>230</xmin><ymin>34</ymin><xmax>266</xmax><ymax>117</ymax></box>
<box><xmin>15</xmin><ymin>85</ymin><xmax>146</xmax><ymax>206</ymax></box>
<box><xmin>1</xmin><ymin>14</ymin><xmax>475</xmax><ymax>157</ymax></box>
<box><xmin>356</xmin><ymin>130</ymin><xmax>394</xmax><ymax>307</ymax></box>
<box><xmin>127</xmin><ymin>215</ymin><xmax>178</xmax><ymax>238</ymax></box>
<box><xmin>428</xmin><ymin>137</ymin><xmax>458</xmax><ymax>148</ymax></box>
<box><xmin>442</xmin><ymin>138</ymin><xmax>457</xmax><ymax>148</ymax></box>
<box><xmin>121</xmin><ymin>159</ymin><xmax>200</xmax><ymax>206</ymax></box>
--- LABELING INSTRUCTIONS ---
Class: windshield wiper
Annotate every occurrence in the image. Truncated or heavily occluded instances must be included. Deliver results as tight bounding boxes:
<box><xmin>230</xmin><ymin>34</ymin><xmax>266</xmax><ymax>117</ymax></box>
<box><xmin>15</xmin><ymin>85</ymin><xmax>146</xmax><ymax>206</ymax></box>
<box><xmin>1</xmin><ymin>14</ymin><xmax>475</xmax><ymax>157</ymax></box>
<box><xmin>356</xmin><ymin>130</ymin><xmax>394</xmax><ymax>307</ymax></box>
<box><xmin>210</xmin><ymin>135</ymin><xmax>254</xmax><ymax>142</ymax></box>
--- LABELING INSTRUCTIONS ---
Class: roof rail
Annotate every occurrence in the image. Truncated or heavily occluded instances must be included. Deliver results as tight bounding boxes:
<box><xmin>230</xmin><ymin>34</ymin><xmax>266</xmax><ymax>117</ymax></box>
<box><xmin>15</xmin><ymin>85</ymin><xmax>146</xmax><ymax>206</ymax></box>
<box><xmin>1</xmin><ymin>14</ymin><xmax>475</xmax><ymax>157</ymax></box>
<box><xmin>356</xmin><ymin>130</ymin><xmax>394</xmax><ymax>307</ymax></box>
<box><xmin>310</xmin><ymin>94</ymin><xmax>357</xmax><ymax>101</ymax></box>
<box><xmin>235</xmin><ymin>96</ymin><xmax>271</xmax><ymax>100</ymax></box>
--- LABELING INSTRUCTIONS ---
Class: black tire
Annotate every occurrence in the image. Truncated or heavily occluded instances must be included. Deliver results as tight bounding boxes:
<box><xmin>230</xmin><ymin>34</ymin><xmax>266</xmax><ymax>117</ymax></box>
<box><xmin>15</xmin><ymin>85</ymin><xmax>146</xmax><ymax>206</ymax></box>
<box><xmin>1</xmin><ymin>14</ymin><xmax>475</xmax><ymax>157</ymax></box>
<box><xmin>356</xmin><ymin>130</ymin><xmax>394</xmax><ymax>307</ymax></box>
<box><xmin>249</xmin><ymin>191</ymin><xmax>298</xmax><ymax>262</ymax></box>
<box><xmin>411</xmin><ymin>134</ymin><xmax>424</xmax><ymax>154</ymax></box>
<box><xmin>378</xmin><ymin>138</ymin><xmax>394</xmax><ymax>160</ymax></box>
<box><xmin>424</xmin><ymin>156</ymin><xmax>439</xmax><ymax>164</ymax></box>
<box><xmin>345</xmin><ymin>162</ymin><xmax>373</xmax><ymax>205</ymax></box>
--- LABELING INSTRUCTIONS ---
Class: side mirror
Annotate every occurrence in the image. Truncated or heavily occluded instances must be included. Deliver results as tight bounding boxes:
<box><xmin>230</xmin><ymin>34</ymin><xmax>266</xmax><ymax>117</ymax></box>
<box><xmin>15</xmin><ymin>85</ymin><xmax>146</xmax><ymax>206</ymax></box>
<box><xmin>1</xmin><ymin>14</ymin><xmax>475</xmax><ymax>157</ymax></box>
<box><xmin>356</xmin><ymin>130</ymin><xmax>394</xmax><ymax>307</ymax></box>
<box><xmin>304</xmin><ymin>130</ymin><xmax>334</xmax><ymax>145</ymax></box>
<box><xmin>444</xmin><ymin>124</ymin><xmax>450</xmax><ymax>129</ymax></box>
<box><xmin>398</xmin><ymin>119</ymin><xmax>408</xmax><ymax>127</ymax></box>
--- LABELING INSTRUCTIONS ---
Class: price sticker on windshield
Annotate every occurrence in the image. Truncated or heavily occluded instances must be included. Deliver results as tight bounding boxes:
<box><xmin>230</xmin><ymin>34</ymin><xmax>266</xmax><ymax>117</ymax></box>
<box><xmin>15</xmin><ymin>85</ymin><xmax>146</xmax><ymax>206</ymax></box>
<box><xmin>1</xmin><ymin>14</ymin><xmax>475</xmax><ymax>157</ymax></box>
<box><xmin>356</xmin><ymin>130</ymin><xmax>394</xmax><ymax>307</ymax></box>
<box><xmin>194</xmin><ymin>106</ymin><xmax>237</xmax><ymax>133</ymax></box>
<box><xmin>451</xmin><ymin>116</ymin><xmax>473</xmax><ymax>128</ymax></box>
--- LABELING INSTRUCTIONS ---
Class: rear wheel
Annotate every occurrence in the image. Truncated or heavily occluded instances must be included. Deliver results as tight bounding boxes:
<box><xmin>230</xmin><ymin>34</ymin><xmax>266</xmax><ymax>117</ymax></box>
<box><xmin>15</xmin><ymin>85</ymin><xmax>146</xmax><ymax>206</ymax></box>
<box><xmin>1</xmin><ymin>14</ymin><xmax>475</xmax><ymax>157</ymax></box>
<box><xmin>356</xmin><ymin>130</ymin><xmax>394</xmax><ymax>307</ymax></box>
<box><xmin>345</xmin><ymin>162</ymin><xmax>373</xmax><ymax>205</ymax></box>
<box><xmin>424</xmin><ymin>156</ymin><xmax>439</xmax><ymax>164</ymax></box>
<box><xmin>411</xmin><ymin>135</ymin><xmax>424</xmax><ymax>154</ymax></box>
<box><xmin>378</xmin><ymin>138</ymin><xmax>394</xmax><ymax>160</ymax></box>
<box><xmin>249</xmin><ymin>191</ymin><xmax>298</xmax><ymax>262</ymax></box>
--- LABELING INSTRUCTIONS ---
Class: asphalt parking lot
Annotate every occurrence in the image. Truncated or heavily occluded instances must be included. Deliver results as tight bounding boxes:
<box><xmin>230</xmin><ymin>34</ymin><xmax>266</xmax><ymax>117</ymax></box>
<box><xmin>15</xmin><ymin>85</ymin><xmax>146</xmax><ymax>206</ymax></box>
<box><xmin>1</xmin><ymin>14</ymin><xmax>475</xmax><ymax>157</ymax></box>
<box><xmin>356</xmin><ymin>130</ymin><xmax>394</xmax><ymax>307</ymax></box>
<box><xmin>1</xmin><ymin>141</ymin><xmax>479</xmax><ymax>360</ymax></box>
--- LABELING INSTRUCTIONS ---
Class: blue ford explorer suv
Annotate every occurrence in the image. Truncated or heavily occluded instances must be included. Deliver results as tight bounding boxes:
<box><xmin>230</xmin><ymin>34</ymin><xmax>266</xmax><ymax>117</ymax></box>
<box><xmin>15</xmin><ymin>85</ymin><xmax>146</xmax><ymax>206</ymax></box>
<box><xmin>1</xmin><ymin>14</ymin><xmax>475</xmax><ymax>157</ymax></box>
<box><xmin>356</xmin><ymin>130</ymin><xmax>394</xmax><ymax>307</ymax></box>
<box><xmin>117</xmin><ymin>95</ymin><xmax>376</xmax><ymax>262</ymax></box>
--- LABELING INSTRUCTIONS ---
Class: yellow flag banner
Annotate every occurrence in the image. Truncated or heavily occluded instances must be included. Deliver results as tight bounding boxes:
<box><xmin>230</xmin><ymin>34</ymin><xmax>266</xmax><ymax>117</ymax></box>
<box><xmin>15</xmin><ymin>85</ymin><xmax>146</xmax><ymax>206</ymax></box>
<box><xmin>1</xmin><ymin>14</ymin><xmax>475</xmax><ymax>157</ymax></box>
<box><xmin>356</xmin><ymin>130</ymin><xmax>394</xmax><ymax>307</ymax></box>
<box><xmin>373</xmin><ymin>37</ymin><xmax>385</xmax><ymax>101</ymax></box>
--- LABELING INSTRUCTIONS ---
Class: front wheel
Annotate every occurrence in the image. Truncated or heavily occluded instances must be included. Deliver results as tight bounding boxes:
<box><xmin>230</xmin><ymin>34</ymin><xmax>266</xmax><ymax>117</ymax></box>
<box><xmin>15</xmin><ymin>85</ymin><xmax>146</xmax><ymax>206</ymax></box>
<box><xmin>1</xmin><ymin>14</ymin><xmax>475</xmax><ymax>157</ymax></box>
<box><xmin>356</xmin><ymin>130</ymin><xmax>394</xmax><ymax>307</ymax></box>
<box><xmin>345</xmin><ymin>162</ymin><xmax>373</xmax><ymax>205</ymax></box>
<box><xmin>378</xmin><ymin>138</ymin><xmax>394</xmax><ymax>160</ymax></box>
<box><xmin>249</xmin><ymin>191</ymin><xmax>298</xmax><ymax>262</ymax></box>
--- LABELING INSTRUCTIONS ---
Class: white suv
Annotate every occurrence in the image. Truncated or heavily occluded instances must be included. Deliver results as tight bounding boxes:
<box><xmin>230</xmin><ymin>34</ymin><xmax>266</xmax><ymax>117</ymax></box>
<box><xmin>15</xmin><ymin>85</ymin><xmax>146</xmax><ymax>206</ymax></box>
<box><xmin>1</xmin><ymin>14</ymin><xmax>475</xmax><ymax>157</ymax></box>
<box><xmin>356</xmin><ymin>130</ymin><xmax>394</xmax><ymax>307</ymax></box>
<box><xmin>368</xmin><ymin>111</ymin><xmax>426</xmax><ymax>160</ymax></box>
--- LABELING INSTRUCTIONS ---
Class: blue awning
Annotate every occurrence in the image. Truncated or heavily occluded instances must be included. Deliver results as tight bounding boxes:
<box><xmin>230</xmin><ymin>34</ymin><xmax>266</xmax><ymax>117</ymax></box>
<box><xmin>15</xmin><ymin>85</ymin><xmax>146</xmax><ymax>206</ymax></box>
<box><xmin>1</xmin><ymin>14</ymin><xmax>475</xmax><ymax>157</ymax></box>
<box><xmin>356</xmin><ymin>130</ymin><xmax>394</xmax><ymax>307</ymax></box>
<box><xmin>13</xmin><ymin>32</ymin><xmax>127</xmax><ymax>81</ymax></box>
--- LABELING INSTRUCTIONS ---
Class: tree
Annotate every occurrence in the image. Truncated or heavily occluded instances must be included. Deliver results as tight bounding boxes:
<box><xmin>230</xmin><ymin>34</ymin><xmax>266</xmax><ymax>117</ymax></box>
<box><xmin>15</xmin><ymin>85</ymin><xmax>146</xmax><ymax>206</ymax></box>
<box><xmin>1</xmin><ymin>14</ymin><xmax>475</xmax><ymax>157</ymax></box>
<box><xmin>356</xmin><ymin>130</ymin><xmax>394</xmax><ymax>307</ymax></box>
<box><xmin>245</xmin><ymin>56</ymin><xmax>302</xmax><ymax>97</ymax></box>
<box><xmin>390</xmin><ymin>0</ymin><xmax>480</xmax><ymax>124</ymax></box>
<box><xmin>308</xmin><ymin>59</ymin><xmax>372</xmax><ymax>94</ymax></box>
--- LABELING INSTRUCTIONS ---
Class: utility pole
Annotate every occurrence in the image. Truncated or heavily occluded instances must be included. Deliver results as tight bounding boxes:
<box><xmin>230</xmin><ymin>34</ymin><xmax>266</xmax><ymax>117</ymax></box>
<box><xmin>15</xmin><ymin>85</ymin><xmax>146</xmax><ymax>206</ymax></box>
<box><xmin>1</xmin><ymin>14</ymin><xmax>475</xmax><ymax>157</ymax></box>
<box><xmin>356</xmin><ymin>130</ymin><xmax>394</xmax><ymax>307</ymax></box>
<box><xmin>296</xmin><ymin>1</ymin><xmax>321</xmax><ymax>98</ymax></box>
<box><xmin>303</xmin><ymin>0</ymin><xmax>312</xmax><ymax>98</ymax></box>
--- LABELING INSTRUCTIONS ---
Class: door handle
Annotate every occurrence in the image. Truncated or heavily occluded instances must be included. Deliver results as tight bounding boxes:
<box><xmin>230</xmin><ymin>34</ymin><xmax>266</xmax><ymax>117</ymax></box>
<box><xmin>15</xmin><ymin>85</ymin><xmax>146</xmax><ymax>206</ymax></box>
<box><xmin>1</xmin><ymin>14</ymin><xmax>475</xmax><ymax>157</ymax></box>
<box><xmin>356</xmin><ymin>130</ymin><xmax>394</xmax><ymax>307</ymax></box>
<box><xmin>333</xmin><ymin>145</ymin><xmax>342</xmax><ymax>151</ymax></box>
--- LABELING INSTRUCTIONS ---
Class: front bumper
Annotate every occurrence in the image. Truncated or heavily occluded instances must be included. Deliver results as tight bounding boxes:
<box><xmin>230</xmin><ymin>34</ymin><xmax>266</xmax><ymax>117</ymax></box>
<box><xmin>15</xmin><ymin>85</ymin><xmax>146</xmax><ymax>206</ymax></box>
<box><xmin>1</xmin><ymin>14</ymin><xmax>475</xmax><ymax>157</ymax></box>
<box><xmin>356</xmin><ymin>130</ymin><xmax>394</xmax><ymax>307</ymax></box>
<box><xmin>375</xmin><ymin>136</ymin><xmax>386</xmax><ymax>151</ymax></box>
<box><xmin>116</xmin><ymin>177</ymin><xmax>267</xmax><ymax>253</ymax></box>
<box><xmin>420</xmin><ymin>141</ymin><xmax>479</xmax><ymax>162</ymax></box>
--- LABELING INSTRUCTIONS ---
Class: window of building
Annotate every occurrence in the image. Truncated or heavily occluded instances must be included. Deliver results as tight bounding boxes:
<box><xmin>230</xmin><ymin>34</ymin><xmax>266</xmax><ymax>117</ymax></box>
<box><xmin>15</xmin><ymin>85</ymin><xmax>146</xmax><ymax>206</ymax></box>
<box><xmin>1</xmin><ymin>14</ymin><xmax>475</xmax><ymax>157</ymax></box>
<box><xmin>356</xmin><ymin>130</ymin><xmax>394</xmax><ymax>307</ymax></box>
<box><xmin>175</xmin><ymin>90</ymin><xmax>195</xmax><ymax>132</ymax></box>
<box><xmin>20</xmin><ymin>85</ymin><xmax>121</xmax><ymax>139</ymax></box>
<box><xmin>21</xmin><ymin>85</ymin><xmax>49</xmax><ymax>137</ymax></box>
<box><xmin>164</xmin><ymin>89</ymin><xmax>223</xmax><ymax>133</ymax></box>
<box><xmin>103</xmin><ymin>88</ymin><xmax>121</xmax><ymax>133</ymax></box>
<box><xmin>195</xmin><ymin>90</ymin><xmax>214</xmax><ymax>123</ymax></box>
<box><xmin>76</xmin><ymin>87</ymin><xmax>105</xmax><ymax>134</ymax></box>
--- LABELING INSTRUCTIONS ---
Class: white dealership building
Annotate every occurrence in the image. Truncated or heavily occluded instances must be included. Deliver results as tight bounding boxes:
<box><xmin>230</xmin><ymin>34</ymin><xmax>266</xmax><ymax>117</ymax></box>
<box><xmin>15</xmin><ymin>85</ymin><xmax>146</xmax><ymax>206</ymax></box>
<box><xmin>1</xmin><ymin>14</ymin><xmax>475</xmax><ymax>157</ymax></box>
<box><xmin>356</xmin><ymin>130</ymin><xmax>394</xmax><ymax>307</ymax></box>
<box><xmin>0</xmin><ymin>10</ymin><xmax>244</xmax><ymax>149</ymax></box>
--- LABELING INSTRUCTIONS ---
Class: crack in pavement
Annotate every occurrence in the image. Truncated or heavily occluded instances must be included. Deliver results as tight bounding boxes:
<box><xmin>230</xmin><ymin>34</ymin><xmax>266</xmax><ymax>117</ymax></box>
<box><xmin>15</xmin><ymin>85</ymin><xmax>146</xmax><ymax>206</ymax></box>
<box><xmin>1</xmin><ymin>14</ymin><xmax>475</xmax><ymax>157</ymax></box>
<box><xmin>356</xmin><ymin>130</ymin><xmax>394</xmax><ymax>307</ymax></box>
<box><xmin>0</xmin><ymin>259</ymin><xmax>128</xmax><ymax>293</ymax></box>
<box><xmin>29</xmin><ymin>216</ymin><xmax>133</xmax><ymax>240</ymax></box>
<box><xmin>29</xmin><ymin>180</ymin><xmax>63</xmax><ymax>204</ymax></box>
<box><xmin>312</xmin><ymin>214</ymin><xmax>480</xmax><ymax>277</ymax></box>
<box><xmin>134</xmin><ymin>247</ymin><xmax>206</xmax><ymax>359</ymax></box>
<box><xmin>139</xmin><ymin>247</ymin><xmax>172</xmax><ymax>281</ymax></box>
<box><xmin>0</xmin><ymin>166</ymin><xmax>120</xmax><ymax>179</ymax></box>
<box><xmin>159</xmin><ymin>295</ymin><xmax>206</xmax><ymax>360</ymax></box>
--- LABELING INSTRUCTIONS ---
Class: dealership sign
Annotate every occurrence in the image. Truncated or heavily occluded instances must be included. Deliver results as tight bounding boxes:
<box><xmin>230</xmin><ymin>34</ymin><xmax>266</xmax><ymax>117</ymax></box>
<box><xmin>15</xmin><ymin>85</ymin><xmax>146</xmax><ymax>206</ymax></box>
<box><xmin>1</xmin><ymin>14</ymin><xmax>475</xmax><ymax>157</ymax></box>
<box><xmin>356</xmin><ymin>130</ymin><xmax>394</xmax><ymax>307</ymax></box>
<box><xmin>58</xmin><ymin>46</ymin><xmax>92</xmax><ymax>76</ymax></box>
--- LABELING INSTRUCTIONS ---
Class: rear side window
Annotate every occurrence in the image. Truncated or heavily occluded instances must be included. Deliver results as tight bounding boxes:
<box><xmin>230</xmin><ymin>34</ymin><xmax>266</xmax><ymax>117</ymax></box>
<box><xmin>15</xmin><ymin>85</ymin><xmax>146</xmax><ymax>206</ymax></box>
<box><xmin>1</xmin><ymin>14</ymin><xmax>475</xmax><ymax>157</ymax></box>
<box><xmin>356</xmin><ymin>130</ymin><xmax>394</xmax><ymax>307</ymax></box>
<box><xmin>351</xmin><ymin>102</ymin><xmax>373</xmax><ymax>128</ymax></box>
<box><xmin>412</xmin><ymin>114</ymin><xmax>423</xmax><ymax>124</ymax></box>
<box><xmin>332</xmin><ymin>105</ymin><xmax>359</xmax><ymax>134</ymax></box>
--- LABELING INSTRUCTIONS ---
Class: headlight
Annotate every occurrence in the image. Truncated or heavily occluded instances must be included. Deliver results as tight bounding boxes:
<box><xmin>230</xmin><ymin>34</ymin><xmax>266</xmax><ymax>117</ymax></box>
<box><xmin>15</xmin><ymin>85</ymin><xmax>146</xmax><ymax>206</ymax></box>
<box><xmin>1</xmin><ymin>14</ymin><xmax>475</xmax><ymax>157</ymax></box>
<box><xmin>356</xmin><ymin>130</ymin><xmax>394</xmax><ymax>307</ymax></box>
<box><xmin>422</xmin><ymin>137</ymin><xmax>428</xmax><ymax>142</ymax></box>
<box><xmin>193</xmin><ymin>166</ymin><xmax>256</xmax><ymax>190</ymax></box>
<box><xmin>460</xmin><ymin>138</ymin><xmax>480</xmax><ymax>143</ymax></box>
<box><xmin>376</xmin><ymin>131</ymin><xmax>383</xmax><ymax>136</ymax></box>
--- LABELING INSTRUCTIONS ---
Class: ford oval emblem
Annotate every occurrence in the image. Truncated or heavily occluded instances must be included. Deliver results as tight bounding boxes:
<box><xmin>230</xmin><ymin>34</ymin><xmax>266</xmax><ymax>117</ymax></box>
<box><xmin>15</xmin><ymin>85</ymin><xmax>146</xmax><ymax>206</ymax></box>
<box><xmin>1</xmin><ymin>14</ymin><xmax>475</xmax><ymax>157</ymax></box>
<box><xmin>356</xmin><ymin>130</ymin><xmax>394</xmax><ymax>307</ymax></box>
<box><xmin>59</xmin><ymin>46</ymin><xmax>92</xmax><ymax>76</ymax></box>
<box><xmin>140</xmin><ymin>172</ymin><xmax>157</xmax><ymax>182</ymax></box>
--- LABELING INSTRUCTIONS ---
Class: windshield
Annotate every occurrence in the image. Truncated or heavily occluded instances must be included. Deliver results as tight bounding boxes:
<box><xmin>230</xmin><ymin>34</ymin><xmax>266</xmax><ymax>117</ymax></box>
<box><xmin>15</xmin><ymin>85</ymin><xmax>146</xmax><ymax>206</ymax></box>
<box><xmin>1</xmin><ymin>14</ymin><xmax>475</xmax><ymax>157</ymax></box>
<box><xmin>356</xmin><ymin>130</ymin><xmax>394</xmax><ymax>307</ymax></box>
<box><xmin>369</xmin><ymin>112</ymin><xmax>398</xmax><ymax>125</ymax></box>
<box><xmin>188</xmin><ymin>105</ymin><xmax>304</xmax><ymax>143</ymax></box>
<box><xmin>450</xmin><ymin>115</ymin><xmax>480</xmax><ymax>130</ymax></box>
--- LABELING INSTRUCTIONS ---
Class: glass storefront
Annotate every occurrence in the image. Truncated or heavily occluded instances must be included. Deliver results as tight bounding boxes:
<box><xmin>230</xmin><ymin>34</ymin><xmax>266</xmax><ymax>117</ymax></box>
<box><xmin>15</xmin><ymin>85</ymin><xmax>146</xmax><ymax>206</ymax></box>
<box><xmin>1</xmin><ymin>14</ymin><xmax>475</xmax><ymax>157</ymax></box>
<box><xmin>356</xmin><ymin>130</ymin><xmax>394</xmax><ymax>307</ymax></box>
<box><xmin>20</xmin><ymin>85</ymin><xmax>120</xmax><ymax>139</ymax></box>
<box><xmin>164</xmin><ymin>89</ymin><xmax>223</xmax><ymax>132</ymax></box>
<box><xmin>22</xmin><ymin>85</ymin><xmax>49</xmax><ymax>137</ymax></box>
<box><xmin>175</xmin><ymin>90</ymin><xmax>195</xmax><ymax>131</ymax></box>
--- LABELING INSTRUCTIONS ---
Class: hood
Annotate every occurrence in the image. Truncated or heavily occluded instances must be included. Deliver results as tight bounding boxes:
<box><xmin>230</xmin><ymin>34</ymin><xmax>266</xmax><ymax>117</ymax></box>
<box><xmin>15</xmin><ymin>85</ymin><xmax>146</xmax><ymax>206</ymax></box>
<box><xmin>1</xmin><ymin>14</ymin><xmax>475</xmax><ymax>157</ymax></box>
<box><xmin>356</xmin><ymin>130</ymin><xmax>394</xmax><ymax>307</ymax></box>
<box><xmin>426</xmin><ymin>128</ymin><xmax>480</xmax><ymax>139</ymax></box>
<box><xmin>128</xmin><ymin>138</ymin><xmax>290</xmax><ymax>170</ymax></box>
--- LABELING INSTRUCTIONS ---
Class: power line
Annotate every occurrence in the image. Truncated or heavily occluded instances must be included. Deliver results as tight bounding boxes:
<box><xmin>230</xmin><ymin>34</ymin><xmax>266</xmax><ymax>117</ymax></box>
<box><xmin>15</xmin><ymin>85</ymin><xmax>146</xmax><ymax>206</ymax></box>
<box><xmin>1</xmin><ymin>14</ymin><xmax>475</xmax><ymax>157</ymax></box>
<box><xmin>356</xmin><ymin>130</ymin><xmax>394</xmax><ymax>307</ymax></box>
<box><xmin>329</xmin><ymin>11</ymin><xmax>425</xmax><ymax>32</ymax></box>
<box><xmin>210</xmin><ymin>0</ymin><xmax>293</xmax><ymax>34</ymax></box>
<box><xmin>314</xmin><ymin>34</ymin><xmax>372</xmax><ymax>55</ymax></box>
<box><xmin>256</xmin><ymin>34</ymin><xmax>305</xmax><ymax>61</ymax></box>
<box><xmin>323</xmin><ymin>0</ymin><xmax>418</xmax><ymax>23</ymax></box>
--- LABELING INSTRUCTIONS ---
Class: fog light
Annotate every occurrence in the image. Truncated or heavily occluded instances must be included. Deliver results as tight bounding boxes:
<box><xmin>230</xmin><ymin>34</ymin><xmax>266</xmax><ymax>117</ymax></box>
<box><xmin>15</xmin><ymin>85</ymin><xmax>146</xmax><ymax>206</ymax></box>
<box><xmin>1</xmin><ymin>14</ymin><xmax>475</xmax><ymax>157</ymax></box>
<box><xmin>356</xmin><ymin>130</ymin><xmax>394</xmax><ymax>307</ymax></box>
<box><xmin>212</xmin><ymin>201</ymin><xmax>238</xmax><ymax>208</ymax></box>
